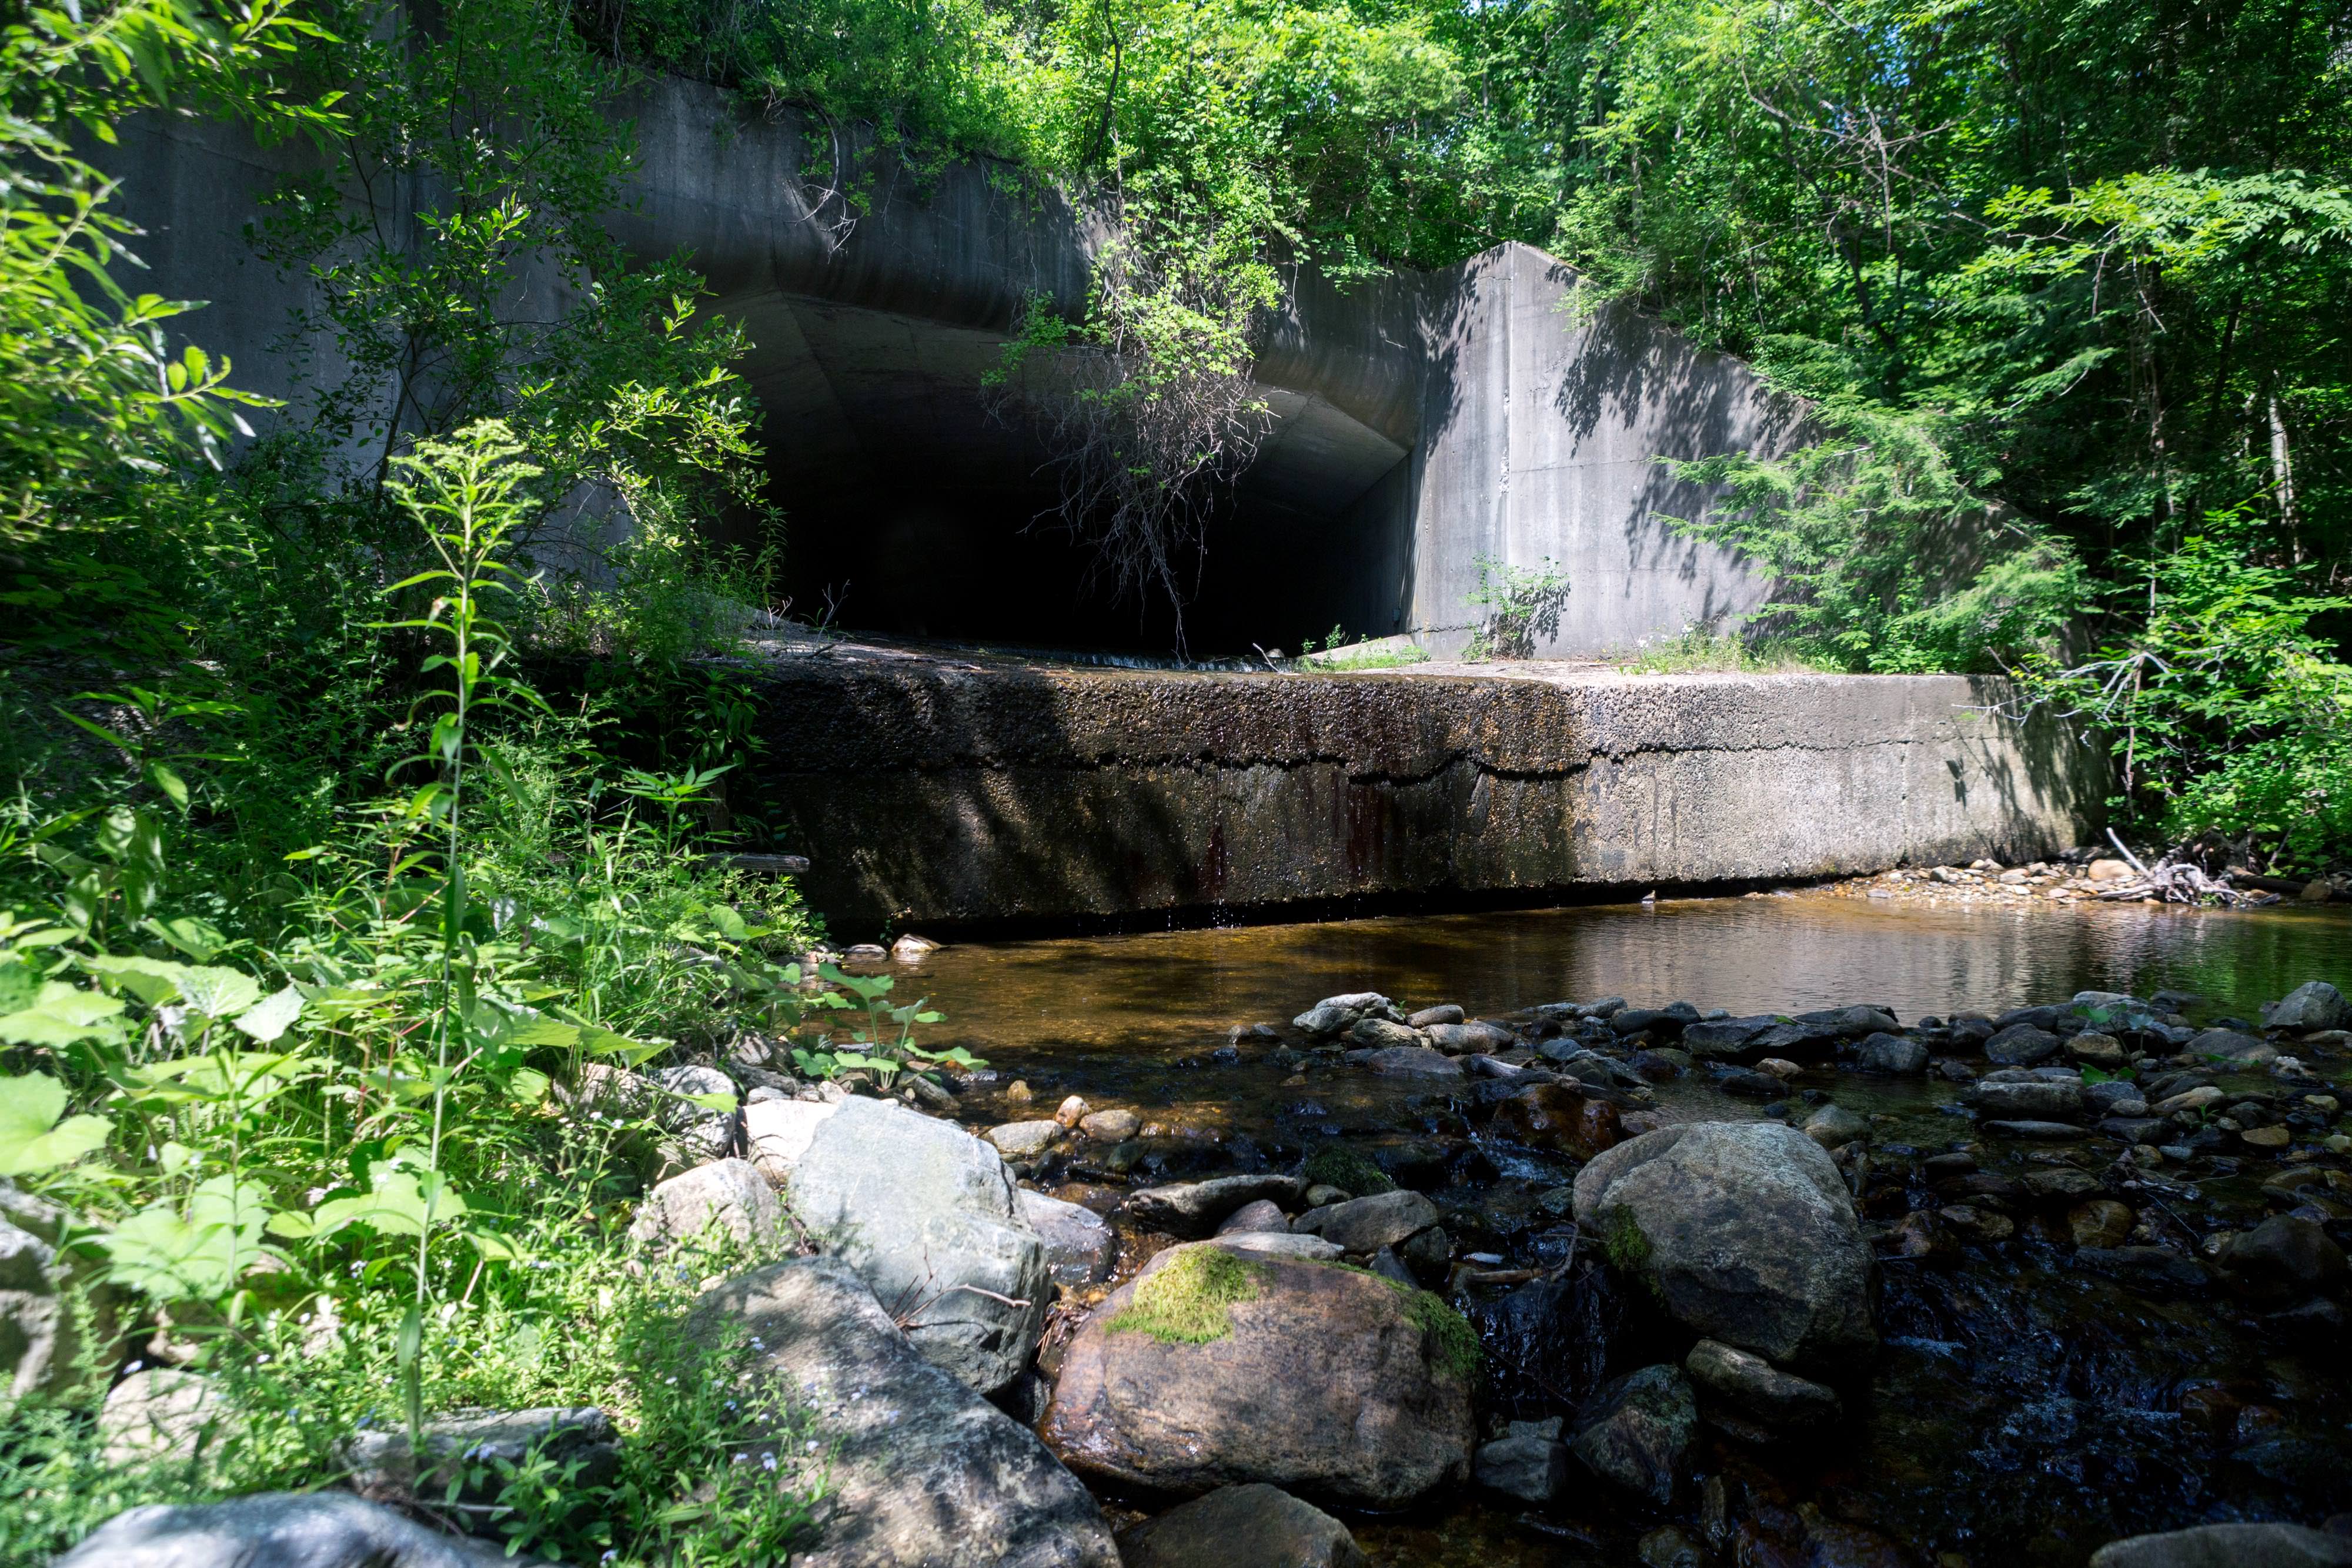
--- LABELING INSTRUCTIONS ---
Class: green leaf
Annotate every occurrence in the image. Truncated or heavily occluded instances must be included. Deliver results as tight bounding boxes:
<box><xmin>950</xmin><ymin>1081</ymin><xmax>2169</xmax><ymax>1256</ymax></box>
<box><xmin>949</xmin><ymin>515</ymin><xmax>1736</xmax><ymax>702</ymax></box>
<box><xmin>0</xmin><ymin>959</ymin><xmax>39</xmax><ymax>1016</ymax></box>
<box><xmin>84</xmin><ymin>953</ymin><xmax>192</xmax><ymax>1004</ymax></box>
<box><xmin>101</xmin><ymin>1175</ymin><xmax>276</xmax><ymax>1302</ymax></box>
<box><xmin>0</xmin><ymin>982</ymin><xmax>127</xmax><ymax>1047</ymax></box>
<box><xmin>0</xmin><ymin>1072</ymin><xmax>109</xmax><ymax>1176</ymax></box>
<box><xmin>232</xmin><ymin>985</ymin><xmax>305</xmax><ymax>1043</ymax></box>
<box><xmin>174</xmin><ymin>966</ymin><xmax>263</xmax><ymax>1020</ymax></box>
<box><xmin>311</xmin><ymin>1161</ymin><xmax>469</xmax><ymax>1243</ymax></box>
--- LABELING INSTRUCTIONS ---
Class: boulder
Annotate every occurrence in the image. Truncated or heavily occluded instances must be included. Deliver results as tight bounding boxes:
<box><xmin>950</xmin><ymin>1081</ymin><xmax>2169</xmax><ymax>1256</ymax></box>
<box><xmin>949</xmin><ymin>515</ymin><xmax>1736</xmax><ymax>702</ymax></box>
<box><xmin>1569</xmin><ymin>1365</ymin><xmax>1697</xmax><ymax>1506</ymax></box>
<box><xmin>1117</xmin><ymin>1485</ymin><xmax>1366</xmax><ymax>1568</ymax></box>
<box><xmin>1426</xmin><ymin>1021</ymin><xmax>1519</xmax><ymax>1055</ymax></box>
<box><xmin>342</xmin><ymin>1407</ymin><xmax>617</xmax><ymax>1502</ymax></box>
<box><xmin>2089</xmin><ymin>1523</ymin><xmax>2352</xmax><ymax>1568</ymax></box>
<box><xmin>2265</xmin><ymin>982</ymin><xmax>2350</xmax><ymax>1033</ymax></box>
<box><xmin>57</xmin><ymin>1494</ymin><xmax>524</xmax><ymax>1568</ymax></box>
<box><xmin>1853</xmin><ymin>1034</ymin><xmax>1929</xmax><ymax>1074</ymax></box>
<box><xmin>2067</xmin><ymin>1201</ymin><xmax>2136</xmax><ymax>1249</ymax></box>
<box><xmin>628</xmin><ymin>1158</ymin><xmax>788</xmax><ymax>1255</ymax></box>
<box><xmin>2225</xmin><ymin>1215</ymin><xmax>2349</xmax><ymax>1289</ymax></box>
<box><xmin>1078</xmin><ymin>1108</ymin><xmax>1140</xmax><ymax>1143</ymax></box>
<box><xmin>744</xmin><ymin>1095</ymin><xmax>1047</xmax><ymax>1393</ymax></box>
<box><xmin>2192</xmin><ymin>1028</ymin><xmax>2277</xmax><ymax>1064</ymax></box>
<box><xmin>1017</xmin><ymin>1190</ymin><xmax>1117</xmax><ymax>1287</ymax></box>
<box><xmin>1681</xmin><ymin>1018</ymin><xmax>1777</xmax><ymax>1061</ymax></box>
<box><xmin>1042</xmin><ymin>1242</ymin><xmax>1476</xmax><ymax>1507</ymax></box>
<box><xmin>98</xmin><ymin>1369</ymin><xmax>225</xmax><ymax>1466</ymax></box>
<box><xmin>1294</xmin><ymin>994</ymin><xmax>1401</xmax><ymax>1038</ymax></box>
<box><xmin>1124</xmin><ymin>1174</ymin><xmax>1304</xmax><ymax>1238</ymax></box>
<box><xmin>1303</xmin><ymin>1190</ymin><xmax>1439</xmax><ymax>1255</ymax></box>
<box><xmin>1682</xmin><ymin>1339</ymin><xmax>1840</xmax><ymax>1428</ymax></box>
<box><xmin>1360</xmin><ymin>1047</ymin><xmax>1463</xmax><ymax>1078</ymax></box>
<box><xmin>1803</xmin><ymin>1105</ymin><xmax>1867</xmax><ymax>1148</ymax></box>
<box><xmin>1408</xmin><ymin>1005</ymin><xmax>1466</xmax><ymax>1028</ymax></box>
<box><xmin>1986</xmin><ymin>1025</ymin><xmax>2062</xmax><ymax>1066</ymax></box>
<box><xmin>1489</xmin><ymin>1084</ymin><xmax>1620</xmax><ymax>1160</ymax></box>
<box><xmin>1212</xmin><ymin>1232</ymin><xmax>1344</xmax><ymax>1262</ymax></box>
<box><xmin>1475</xmin><ymin>1434</ymin><xmax>1566</xmax><ymax>1503</ymax></box>
<box><xmin>1972</xmin><ymin>1079</ymin><xmax>2083</xmax><ymax>1120</ymax></box>
<box><xmin>687</xmin><ymin>1259</ymin><xmax>1119</xmax><ymax>1568</ymax></box>
<box><xmin>652</xmin><ymin>1064</ymin><xmax>740</xmax><ymax>1162</ymax></box>
<box><xmin>2067</xmin><ymin>1032</ymin><xmax>2130</xmax><ymax>1069</ymax></box>
<box><xmin>987</xmin><ymin>1120</ymin><xmax>1067</xmax><ymax>1161</ymax></box>
<box><xmin>1572</xmin><ymin>1122</ymin><xmax>1875</xmax><ymax>1367</ymax></box>
<box><xmin>1346</xmin><ymin>1017</ymin><xmax>1426</xmax><ymax>1051</ymax></box>
<box><xmin>1217</xmin><ymin>1199</ymin><xmax>1288</xmax><ymax>1236</ymax></box>
<box><xmin>0</xmin><ymin>1212</ymin><xmax>76</xmax><ymax>1400</ymax></box>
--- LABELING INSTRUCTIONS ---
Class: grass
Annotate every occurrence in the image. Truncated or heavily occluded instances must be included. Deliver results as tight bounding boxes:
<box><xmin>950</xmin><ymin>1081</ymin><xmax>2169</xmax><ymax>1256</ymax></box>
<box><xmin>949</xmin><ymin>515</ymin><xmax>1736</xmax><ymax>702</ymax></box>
<box><xmin>1105</xmin><ymin>1246</ymin><xmax>1266</xmax><ymax>1345</ymax></box>
<box><xmin>1614</xmin><ymin>629</ymin><xmax>1836</xmax><ymax>674</ymax></box>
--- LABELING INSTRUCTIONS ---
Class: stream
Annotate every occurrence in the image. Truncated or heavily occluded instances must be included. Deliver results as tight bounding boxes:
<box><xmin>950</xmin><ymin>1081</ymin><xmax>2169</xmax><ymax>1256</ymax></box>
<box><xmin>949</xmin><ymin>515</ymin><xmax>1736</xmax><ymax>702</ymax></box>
<box><xmin>883</xmin><ymin>892</ymin><xmax>2352</xmax><ymax>1566</ymax></box>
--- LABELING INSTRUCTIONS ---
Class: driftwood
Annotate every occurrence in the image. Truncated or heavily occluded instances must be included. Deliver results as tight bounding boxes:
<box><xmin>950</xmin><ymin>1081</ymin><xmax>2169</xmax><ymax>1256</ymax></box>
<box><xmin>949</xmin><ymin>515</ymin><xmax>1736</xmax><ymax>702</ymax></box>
<box><xmin>2092</xmin><ymin>829</ymin><xmax>2278</xmax><ymax>908</ymax></box>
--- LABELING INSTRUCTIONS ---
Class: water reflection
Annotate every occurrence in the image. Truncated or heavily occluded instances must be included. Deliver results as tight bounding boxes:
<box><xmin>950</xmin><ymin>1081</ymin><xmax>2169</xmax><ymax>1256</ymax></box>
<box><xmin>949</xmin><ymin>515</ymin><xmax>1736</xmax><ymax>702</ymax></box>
<box><xmin>907</xmin><ymin>894</ymin><xmax>2352</xmax><ymax>1059</ymax></box>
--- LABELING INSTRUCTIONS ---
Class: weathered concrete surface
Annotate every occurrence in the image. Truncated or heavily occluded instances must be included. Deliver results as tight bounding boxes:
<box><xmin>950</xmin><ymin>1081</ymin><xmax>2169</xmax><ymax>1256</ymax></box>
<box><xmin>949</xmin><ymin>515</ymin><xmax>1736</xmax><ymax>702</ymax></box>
<box><xmin>752</xmin><ymin>643</ymin><xmax>2101</xmax><ymax>927</ymax></box>
<box><xmin>108</xmin><ymin>75</ymin><xmax>1796</xmax><ymax>657</ymax></box>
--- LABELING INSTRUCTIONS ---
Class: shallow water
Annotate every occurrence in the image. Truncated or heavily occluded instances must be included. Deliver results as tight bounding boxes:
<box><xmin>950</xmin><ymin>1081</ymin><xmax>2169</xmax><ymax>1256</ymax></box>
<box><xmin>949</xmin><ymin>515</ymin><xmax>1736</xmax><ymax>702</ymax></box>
<box><xmin>906</xmin><ymin>892</ymin><xmax>2352</xmax><ymax>1060</ymax></box>
<box><xmin>880</xmin><ymin>895</ymin><xmax>2352</xmax><ymax>1566</ymax></box>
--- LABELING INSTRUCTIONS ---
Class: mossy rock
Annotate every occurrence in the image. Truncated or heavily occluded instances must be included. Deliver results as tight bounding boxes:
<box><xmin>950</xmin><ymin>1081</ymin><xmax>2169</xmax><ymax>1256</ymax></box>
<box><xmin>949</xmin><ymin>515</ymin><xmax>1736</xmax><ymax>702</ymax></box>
<box><xmin>1303</xmin><ymin>1144</ymin><xmax>1395</xmax><ymax>1196</ymax></box>
<box><xmin>1105</xmin><ymin>1245</ymin><xmax>1266</xmax><ymax>1344</ymax></box>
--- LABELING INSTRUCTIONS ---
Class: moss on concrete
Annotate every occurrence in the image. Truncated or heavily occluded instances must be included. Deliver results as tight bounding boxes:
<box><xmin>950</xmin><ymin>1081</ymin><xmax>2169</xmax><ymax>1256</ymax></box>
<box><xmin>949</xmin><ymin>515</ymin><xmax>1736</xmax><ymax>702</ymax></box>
<box><xmin>1106</xmin><ymin>1246</ymin><xmax>1266</xmax><ymax>1344</ymax></box>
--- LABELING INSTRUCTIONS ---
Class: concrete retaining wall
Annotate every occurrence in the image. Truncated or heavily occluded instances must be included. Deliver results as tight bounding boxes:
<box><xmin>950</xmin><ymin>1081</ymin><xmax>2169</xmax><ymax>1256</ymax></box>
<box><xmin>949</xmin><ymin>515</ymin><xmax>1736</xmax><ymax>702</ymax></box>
<box><xmin>751</xmin><ymin>656</ymin><xmax>2103</xmax><ymax>929</ymax></box>
<box><xmin>105</xmin><ymin>77</ymin><xmax>1800</xmax><ymax>657</ymax></box>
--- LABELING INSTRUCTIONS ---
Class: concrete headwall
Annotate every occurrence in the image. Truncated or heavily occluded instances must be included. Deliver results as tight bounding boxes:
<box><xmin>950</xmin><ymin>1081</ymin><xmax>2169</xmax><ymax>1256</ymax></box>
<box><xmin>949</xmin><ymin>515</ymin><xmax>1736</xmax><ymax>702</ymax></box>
<box><xmin>105</xmin><ymin>76</ymin><xmax>1799</xmax><ymax>657</ymax></box>
<box><xmin>752</xmin><ymin>655</ymin><xmax>2102</xmax><ymax>930</ymax></box>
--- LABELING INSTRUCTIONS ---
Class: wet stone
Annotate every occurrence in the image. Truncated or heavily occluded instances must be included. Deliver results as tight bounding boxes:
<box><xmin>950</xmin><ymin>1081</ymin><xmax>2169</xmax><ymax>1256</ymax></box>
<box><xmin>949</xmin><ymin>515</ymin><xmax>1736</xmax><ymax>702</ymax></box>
<box><xmin>1570</xmin><ymin>1364</ymin><xmax>1698</xmax><ymax>1506</ymax></box>
<box><xmin>2067</xmin><ymin>1199</ymin><xmax>2135</xmax><ymax>1248</ymax></box>
<box><xmin>2022</xmin><ymin>1167</ymin><xmax>2102</xmax><ymax>1201</ymax></box>
<box><xmin>1987</xmin><ymin>1025</ymin><xmax>2063</xmax><ymax>1066</ymax></box>
<box><xmin>1853</xmin><ymin>1033</ymin><xmax>1929</xmax><ymax>1074</ymax></box>
<box><xmin>1982</xmin><ymin>1119</ymin><xmax>2087</xmax><ymax>1141</ymax></box>
<box><xmin>1475</xmin><ymin>1433</ymin><xmax>1566</xmax><ymax>1503</ymax></box>
<box><xmin>1683</xmin><ymin>1338</ymin><xmax>1840</xmax><ymax>1428</ymax></box>
<box><xmin>1359</xmin><ymin>1047</ymin><xmax>1464</xmax><ymax>1078</ymax></box>
<box><xmin>1305</xmin><ymin>1189</ymin><xmax>1439</xmax><ymax>1254</ymax></box>
<box><xmin>1118</xmin><ymin>1485</ymin><xmax>1367</xmax><ymax>1568</ymax></box>
<box><xmin>1216</xmin><ymin>1199</ymin><xmax>1288</xmax><ymax>1236</ymax></box>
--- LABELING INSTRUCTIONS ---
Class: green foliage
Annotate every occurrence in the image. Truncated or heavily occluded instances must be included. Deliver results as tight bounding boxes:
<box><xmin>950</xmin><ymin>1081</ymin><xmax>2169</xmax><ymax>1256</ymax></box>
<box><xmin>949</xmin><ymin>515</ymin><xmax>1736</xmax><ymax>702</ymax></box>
<box><xmin>1525</xmin><ymin>0</ymin><xmax>2352</xmax><ymax>854</ymax></box>
<box><xmin>787</xmin><ymin>964</ymin><xmax>974</xmax><ymax>1087</ymax></box>
<box><xmin>1462</xmin><ymin>554</ymin><xmax>1569</xmax><ymax>661</ymax></box>
<box><xmin>1664</xmin><ymin>397</ymin><xmax>2084</xmax><ymax>673</ymax></box>
<box><xmin>2020</xmin><ymin>513</ymin><xmax>2352</xmax><ymax>871</ymax></box>
<box><xmin>1105</xmin><ymin>1244</ymin><xmax>1265</xmax><ymax>1344</ymax></box>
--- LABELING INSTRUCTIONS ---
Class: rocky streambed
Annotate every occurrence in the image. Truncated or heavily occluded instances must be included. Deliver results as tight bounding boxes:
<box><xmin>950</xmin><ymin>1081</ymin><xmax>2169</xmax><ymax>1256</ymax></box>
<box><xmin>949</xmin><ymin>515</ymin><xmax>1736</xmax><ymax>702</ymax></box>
<box><xmin>929</xmin><ymin>975</ymin><xmax>2352</xmax><ymax>1566</ymax></box>
<box><xmin>66</xmin><ymin>967</ymin><xmax>2352</xmax><ymax>1568</ymax></box>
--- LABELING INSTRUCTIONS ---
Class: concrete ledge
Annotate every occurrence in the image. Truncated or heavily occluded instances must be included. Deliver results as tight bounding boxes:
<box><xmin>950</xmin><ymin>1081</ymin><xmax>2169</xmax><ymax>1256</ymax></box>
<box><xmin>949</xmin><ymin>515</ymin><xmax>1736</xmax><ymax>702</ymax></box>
<box><xmin>746</xmin><ymin>651</ymin><xmax>2103</xmax><ymax>928</ymax></box>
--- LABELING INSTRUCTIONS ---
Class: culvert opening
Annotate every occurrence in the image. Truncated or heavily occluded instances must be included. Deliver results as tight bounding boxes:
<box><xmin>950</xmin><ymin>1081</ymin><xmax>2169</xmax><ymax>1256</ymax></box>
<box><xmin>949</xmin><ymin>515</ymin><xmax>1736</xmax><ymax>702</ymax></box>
<box><xmin>756</xmin><ymin>300</ymin><xmax>1415</xmax><ymax>659</ymax></box>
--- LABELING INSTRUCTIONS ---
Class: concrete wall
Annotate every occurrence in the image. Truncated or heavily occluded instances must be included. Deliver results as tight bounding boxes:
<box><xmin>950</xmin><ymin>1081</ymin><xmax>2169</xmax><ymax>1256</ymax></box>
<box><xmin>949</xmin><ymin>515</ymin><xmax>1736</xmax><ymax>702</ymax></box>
<box><xmin>751</xmin><ymin>657</ymin><xmax>2103</xmax><ymax>930</ymax></box>
<box><xmin>103</xmin><ymin>76</ymin><xmax>1798</xmax><ymax>657</ymax></box>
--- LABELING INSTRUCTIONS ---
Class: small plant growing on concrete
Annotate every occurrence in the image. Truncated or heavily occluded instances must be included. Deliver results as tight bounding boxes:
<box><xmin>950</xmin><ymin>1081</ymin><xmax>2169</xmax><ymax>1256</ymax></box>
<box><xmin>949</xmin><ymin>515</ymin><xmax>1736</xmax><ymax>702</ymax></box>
<box><xmin>1464</xmin><ymin>555</ymin><xmax>1570</xmax><ymax>660</ymax></box>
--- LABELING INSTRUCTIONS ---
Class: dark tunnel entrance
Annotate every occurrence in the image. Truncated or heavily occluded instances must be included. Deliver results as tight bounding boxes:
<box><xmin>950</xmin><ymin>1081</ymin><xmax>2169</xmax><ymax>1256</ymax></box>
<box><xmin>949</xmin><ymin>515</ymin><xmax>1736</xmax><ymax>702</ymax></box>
<box><xmin>751</xmin><ymin>296</ymin><xmax>1416</xmax><ymax>658</ymax></box>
